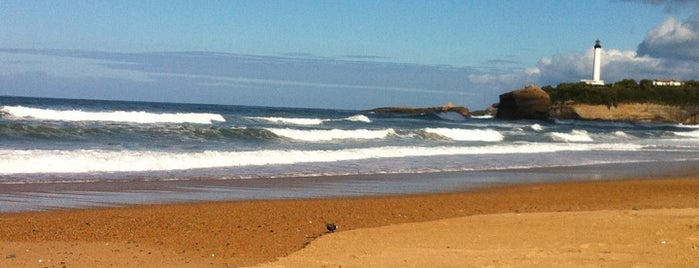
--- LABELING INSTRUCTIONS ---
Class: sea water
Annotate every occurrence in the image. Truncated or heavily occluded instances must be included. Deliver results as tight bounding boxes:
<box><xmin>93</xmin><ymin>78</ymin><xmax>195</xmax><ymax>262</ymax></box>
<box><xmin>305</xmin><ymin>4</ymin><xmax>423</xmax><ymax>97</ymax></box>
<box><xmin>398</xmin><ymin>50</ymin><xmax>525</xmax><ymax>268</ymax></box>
<box><xmin>1</xmin><ymin>96</ymin><xmax>698</xmax><ymax>211</ymax></box>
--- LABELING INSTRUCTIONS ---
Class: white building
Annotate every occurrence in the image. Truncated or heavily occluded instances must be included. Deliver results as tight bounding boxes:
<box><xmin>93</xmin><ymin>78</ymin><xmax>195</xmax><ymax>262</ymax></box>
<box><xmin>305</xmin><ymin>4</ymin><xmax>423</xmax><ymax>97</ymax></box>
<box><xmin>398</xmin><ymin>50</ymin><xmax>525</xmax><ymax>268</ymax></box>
<box><xmin>582</xmin><ymin>40</ymin><xmax>605</xmax><ymax>86</ymax></box>
<box><xmin>652</xmin><ymin>80</ymin><xmax>684</xmax><ymax>86</ymax></box>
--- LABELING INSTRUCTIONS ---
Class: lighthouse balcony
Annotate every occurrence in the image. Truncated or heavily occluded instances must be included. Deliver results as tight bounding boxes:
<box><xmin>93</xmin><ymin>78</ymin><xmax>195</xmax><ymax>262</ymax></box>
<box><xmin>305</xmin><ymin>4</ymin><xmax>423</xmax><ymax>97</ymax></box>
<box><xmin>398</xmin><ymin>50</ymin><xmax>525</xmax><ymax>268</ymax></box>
<box><xmin>581</xmin><ymin>79</ymin><xmax>605</xmax><ymax>86</ymax></box>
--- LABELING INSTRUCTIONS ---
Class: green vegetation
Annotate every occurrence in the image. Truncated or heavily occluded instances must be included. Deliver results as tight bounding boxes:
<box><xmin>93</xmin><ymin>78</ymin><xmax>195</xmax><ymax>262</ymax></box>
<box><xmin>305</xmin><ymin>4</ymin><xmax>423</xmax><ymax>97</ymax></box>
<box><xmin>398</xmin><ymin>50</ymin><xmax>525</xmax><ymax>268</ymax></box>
<box><xmin>542</xmin><ymin>79</ymin><xmax>699</xmax><ymax>107</ymax></box>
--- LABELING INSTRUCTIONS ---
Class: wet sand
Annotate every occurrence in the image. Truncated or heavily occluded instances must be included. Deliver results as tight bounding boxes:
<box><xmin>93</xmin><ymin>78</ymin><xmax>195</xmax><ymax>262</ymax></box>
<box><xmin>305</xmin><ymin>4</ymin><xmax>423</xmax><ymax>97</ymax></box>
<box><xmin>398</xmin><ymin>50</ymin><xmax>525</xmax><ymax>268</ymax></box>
<box><xmin>1</xmin><ymin>177</ymin><xmax>698</xmax><ymax>267</ymax></box>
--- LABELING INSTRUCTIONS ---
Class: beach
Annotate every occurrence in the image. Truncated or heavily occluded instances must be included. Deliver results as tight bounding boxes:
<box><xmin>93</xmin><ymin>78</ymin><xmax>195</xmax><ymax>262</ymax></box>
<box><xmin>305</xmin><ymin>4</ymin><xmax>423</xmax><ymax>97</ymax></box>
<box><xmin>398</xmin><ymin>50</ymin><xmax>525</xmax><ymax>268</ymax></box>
<box><xmin>1</xmin><ymin>177</ymin><xmax>698</xmax><ymax>267</ymax></box>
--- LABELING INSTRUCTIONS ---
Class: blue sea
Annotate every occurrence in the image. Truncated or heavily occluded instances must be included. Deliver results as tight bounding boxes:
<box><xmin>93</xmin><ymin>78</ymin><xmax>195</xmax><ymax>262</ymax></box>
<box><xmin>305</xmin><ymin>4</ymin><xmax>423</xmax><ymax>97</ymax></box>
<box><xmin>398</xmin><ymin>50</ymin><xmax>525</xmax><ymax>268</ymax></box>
<box><xmin>1</xmin><ymin>96</ymin><xmax>698</xmax><ymax>211</ymax></box>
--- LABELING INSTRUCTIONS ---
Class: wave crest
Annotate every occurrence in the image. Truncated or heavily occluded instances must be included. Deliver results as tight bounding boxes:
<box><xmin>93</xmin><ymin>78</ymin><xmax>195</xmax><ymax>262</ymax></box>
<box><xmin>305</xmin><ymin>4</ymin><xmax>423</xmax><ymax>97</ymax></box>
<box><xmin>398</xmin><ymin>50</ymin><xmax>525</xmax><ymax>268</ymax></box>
<box><xmin>248</xmin><ymin>114</ymin><xmax>371</xmax><ymax>125</ymax></box>
<box><xmin>0</xmin><ymin>143</ymin><xmax>643</xmax><ymax>174</ymax></box>
<box><xmin>1</xmin><ymin>106</ymin><xmax>225</xmax><ymax>124</ymax></box>
<box><xmin>549</xmin><ymin>130</ymin><xmax>594</xmax><ymax>142</ymax></box>
<box><xmin>674</xmin><ymin>129</ymin><xmax>699</xmax><ymax>138</ymax></box>
<box><xmin>346</xmin><ymin>114</ymin><xmax>371</xmax><ymax>123</ymax></box>
<box><xmin>248</xmin><ymin>117</ymin><xmax>325</xmax><ymax>125</ymax></box>
<box><xmin>423</xmin><ymin>128</ymin><xmax>504</xmax><ymax>142</ymax></box>
<box><xmin>266</xmin><ymin>128</ymin><xmax>395</xmax><ymax>141</ymax></box>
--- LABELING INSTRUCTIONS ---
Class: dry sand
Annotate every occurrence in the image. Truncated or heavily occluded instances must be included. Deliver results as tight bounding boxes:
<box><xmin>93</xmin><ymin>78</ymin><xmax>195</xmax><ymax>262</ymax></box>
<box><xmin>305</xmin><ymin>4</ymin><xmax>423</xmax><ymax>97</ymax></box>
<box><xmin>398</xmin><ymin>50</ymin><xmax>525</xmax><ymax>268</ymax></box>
<box><xmin>1</xmin><ymin>178</ymin><xmax>698</xmax><ymax>267</ymax></box>
<box><xmin>257</xmin><ymin>208</ymin><xmax>699</xmax><ymax>268</ymax></box>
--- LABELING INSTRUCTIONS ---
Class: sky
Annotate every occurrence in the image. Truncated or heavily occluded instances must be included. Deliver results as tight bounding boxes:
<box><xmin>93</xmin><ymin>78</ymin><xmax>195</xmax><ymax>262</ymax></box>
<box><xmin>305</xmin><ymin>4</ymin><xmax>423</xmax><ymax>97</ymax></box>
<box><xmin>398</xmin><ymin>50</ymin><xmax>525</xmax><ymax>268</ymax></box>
<box><xmin>1</xmin><ymin>0</ymin><xmax>699</xmax><ymax>110</ymax></box>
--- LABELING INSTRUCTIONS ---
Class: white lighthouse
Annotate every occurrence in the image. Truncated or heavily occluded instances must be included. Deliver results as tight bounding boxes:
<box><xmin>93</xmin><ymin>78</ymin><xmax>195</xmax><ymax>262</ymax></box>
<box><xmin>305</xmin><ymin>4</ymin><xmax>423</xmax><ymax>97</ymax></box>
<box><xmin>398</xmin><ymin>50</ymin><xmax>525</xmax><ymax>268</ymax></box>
<box><xmin>582</xmin><ymin>40</ymin><xmax>605</xmax><ymax>85</ymax></box>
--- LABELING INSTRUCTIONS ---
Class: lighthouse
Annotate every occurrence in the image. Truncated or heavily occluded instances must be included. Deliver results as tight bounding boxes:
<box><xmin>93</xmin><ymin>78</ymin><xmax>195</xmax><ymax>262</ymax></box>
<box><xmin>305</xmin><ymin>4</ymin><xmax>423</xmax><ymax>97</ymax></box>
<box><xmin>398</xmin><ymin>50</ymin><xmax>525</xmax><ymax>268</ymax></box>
<box><xmin>582</xmin><ymin>40</ymin><xmax>605</xmax><ymax>85</ymax></box>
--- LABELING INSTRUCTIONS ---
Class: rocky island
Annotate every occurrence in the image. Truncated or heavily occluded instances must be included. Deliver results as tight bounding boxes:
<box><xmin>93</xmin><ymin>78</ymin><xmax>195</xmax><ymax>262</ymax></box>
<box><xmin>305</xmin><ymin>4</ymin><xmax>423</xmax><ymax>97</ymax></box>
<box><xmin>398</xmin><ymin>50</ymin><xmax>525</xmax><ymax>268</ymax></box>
<box><xmin>368</xmin><ymin>102</ymin><xmax>471</xmax><ymax>118</ymax></box>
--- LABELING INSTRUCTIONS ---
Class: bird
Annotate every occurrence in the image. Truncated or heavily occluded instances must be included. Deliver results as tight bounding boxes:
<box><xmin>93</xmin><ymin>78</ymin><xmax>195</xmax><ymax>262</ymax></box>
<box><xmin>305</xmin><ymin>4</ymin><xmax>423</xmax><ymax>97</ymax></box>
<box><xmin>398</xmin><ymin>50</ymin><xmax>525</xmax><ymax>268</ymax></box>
<box><xmin>326</xmin><ymin>223</ymin><xmax>338</xmax><ymax>233</ymax></box>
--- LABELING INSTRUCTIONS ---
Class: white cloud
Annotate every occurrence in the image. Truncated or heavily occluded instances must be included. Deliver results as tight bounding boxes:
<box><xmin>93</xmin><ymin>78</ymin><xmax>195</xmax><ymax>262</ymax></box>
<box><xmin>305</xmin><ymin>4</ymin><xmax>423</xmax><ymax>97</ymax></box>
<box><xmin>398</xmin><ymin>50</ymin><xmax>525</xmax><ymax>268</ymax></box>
<box><xmin>652</xmin><ymin>17</ymin><xmax>696</xmax><ymax>42</ymax></box>
<box><xmin>459</xmin><ymin>10</ymin><xmax>695</xmax><ymax>89</ymax></box>
<box><xmin>476</xmin><ymin>42</ymin><xmax>696</xmax><ymax>89</ymax></box>
<box><xmin>524</xmin><ymin>67</ymin><xmax>540</xmax><ymax>76</ymax></box>
<box><xmin>418</xmin><ymin>14</ymin><xmax>699</xmax><ymax>94</ymax></box>
<box><xmin>534</xmin><ymin>46</ymin><xmax>698</xmax><ymax>85</ymax></box>
<box><xmin>637</xmin><ymin>13</ymin><xmax>699</xmax><ymax>61</ymax></box>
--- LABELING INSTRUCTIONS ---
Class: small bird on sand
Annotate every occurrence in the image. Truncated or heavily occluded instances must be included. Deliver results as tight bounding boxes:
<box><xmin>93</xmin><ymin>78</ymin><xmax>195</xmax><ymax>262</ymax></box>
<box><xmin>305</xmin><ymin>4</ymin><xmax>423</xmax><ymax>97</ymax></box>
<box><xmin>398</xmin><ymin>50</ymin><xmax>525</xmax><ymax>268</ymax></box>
<box><xmin>326</xmin><ymin>223</ymin><xmax>338</xmax><ymax>233</ymax></box>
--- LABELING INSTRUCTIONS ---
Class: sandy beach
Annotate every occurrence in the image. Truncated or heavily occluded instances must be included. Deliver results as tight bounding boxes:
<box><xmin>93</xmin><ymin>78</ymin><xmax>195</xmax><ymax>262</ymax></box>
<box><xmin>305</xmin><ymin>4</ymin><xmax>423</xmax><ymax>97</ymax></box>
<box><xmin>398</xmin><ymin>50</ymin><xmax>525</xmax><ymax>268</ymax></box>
<box><xmin>1</xmin><ymin>177</ymin><xmax>698</xmax><ymax>267</ymax></box>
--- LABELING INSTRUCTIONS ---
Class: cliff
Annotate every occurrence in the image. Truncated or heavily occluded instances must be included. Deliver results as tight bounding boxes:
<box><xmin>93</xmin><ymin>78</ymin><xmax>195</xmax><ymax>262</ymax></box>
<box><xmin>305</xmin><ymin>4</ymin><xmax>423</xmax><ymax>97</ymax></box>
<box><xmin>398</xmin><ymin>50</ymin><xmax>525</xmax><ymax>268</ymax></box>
<box><xmin>368</xmin><ymin>103</ymin><xmax>470</xmax><ymax>118</ymax></box>
<box><xmin>496</xmin><ymin>84</ymin><xmax>698</xmax><ymax>124</ymax></box>
<box><xmin>551</xmin><ymin>102</ymin><xmax>699</xmax><ymax>124</ymax></box>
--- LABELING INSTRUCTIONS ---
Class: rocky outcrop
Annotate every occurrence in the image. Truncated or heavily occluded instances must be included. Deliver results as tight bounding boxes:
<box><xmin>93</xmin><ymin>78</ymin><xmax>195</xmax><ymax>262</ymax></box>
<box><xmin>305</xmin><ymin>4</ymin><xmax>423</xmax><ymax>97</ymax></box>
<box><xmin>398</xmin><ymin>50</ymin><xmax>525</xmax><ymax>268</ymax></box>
<box><xmin>550</xmin><ymin>102</ymin><xmax>699</xmax><ymax>124</ymax></box>
<box><xmin>471</xmin><ymin>103</ymin><xmax>498</xmax><ymax>117</ymax></box>
<box><xmin>496</xmin><ymin>85</ymin><xmax>551</xmax><ymax>120</ymax></box>
<box><xmin>550</xmin><ymin>101</ymin><xmax>581</xmax><ymax>120</ymax></box>
<box><xmin>369</xmin><ymin>102</ymin><xmax>470</xmax><ymax>118</ymax></box>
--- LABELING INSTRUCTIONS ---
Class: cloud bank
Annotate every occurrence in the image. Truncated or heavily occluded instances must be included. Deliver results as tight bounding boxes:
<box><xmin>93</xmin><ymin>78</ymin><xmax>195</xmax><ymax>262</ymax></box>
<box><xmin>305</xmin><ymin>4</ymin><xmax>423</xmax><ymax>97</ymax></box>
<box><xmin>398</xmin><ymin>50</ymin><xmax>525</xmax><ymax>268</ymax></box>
<box><xmin>0</xmin><ymin>49</ymin><xmax>486</xmax><ymax>109</ymax></box>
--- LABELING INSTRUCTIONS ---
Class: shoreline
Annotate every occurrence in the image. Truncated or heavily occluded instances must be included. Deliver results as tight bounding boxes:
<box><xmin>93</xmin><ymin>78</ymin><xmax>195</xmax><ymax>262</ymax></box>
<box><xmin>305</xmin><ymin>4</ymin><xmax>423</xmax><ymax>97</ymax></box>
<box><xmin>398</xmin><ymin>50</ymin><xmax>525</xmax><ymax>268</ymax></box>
<box><xmin>1</xmin><ymin>177</ymin><xmax>698</xmax><ymax>267</ymax></box>
<box><xmin>3</xmin><ymin>159</ymin><xmax>699</xmax><ymax>212</ymax></box>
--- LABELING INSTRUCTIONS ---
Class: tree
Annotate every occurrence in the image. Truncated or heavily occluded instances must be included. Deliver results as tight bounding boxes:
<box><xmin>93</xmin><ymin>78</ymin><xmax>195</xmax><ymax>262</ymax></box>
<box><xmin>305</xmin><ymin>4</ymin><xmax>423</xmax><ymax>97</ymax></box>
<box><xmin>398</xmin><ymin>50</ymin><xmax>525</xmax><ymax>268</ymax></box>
<box><xmin>543</xmin><ymin>79</ymin><xmax>699</xmax><ymax>106</ymax></box>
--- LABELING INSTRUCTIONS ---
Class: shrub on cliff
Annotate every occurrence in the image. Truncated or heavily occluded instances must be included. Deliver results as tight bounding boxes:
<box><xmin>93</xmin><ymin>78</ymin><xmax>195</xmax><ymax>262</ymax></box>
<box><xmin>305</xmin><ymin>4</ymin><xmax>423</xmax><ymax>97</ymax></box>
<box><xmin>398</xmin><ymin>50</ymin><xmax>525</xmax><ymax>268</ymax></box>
<box><xmin>543</xmin><ymin>79</ymin><xmax>699</xmax><ymax>107</ymax></box>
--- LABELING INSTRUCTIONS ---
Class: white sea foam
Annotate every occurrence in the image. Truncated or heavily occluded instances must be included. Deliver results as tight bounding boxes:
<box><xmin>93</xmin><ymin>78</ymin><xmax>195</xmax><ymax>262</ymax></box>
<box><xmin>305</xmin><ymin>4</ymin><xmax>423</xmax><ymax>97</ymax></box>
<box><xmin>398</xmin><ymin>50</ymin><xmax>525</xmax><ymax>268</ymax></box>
<box><xmin>471</xmin><ymin>115</ymin><xmax>494</xmax><ymax>119</ymax></box>
<box><xmin>674</xmin><ymin>130</ymin><xmax>699</xmax><ymax>138</ymax></box>
<box><xmin>549</xmin><ymin>130</ymin><xmax>594</xmax><ymax>142</ymax></box>
<box><xmin>613</xmin><ymin>131</ymin><xmax>633</xmax><ymax>138</ymax></box>
<box><xmin>267</xmin><ymin>128</ymin><xmax>395</xmax><ymax>141</ymax></box>
<box><xmin>249</xmin><ymin>117</ymin><xmax>325</xmax><ymax>125</ymax></box>
<box><xmin>1</xmin><ymin>105</ymin><xmax>225</xmax><ymax>124</ymax></box>
<box><xmin>423</xmin><ymin>128</ymin><xmax>504</xmax><ymax>142</ymax></box>
<box><xmin>345</xmin><ymin>114</ymin><xmax>372</xmax><ymax>123</ymax></box>
<box><xmin>530</xmin><ymin>124</ymin><xmax>544</xmax><ymax>131</ymax></box>
<box><xmin>249</xmin><ymin>114</ymin><xmax>371</xmax><ymax>125</ymax></box>
<box><xmin>676</xmin><ymin>124</ymin><xmax>699</xmax><ymax>129</ymax></box>
<box><xmin>0</xmin><ymin>143</ymin><xmax>643</xmax><ymax>174</ymax></box>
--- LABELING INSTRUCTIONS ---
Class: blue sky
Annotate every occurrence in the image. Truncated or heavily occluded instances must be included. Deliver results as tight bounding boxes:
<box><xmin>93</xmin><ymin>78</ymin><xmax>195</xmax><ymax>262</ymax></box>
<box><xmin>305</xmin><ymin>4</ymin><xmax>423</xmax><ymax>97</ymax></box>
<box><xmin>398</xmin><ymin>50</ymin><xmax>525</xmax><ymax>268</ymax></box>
<box><xmin>1</xmin><ymin>0</ymin><xmax>699</xmax><ymax>109</ymax></box>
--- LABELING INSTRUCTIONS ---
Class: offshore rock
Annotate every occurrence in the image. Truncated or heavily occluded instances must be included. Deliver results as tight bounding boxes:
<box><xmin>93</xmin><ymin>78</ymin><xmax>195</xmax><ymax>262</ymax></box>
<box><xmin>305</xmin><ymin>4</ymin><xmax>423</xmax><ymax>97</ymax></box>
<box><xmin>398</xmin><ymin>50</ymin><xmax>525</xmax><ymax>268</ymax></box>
<box><xmin>368</xmin><ymin>102</ymin><xmax>470</xmax><ymax>118</ymax></box>
<box><xmin>496</xmin><ymin>85</ymin><xmax>551</xmax><ymax>120</ymax></box>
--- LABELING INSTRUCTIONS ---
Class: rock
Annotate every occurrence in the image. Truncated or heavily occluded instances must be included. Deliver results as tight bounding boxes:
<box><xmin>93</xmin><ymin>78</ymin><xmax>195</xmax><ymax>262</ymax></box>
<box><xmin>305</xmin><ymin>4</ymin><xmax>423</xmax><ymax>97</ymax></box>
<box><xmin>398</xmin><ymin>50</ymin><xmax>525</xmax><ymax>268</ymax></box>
<box><xmin>550</xmin><ymin>101</ymin><xmax>581</xmax><ymax>120</ymax></box>
<box><xmin>368</xmin><ymin>103</ymin><xmax>470</xmax><ymax>118</ymax></box>
<box><xmin>496</xmin><ymin>85</ymin><xmax>551</xmax><ymax>120</ymax></box>
<box><xmin>471</xmin><ymin>103</ymin><xmax>498</xmax><ymax>117</ymax></box>
<box><xmin>486</xmin><ymin>103</ymin><xmax>498</xmax><ymax>116</ymax></box>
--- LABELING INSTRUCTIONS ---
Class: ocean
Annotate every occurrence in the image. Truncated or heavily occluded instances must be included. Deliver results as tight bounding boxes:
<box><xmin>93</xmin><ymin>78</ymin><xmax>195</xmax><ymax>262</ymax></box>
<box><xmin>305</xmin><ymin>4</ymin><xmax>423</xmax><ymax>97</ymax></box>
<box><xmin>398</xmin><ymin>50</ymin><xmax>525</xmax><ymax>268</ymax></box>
<box><xmin>1</xmin><ymin>96</ymin><xmax>698</xmax><ymax>211</ymax></box>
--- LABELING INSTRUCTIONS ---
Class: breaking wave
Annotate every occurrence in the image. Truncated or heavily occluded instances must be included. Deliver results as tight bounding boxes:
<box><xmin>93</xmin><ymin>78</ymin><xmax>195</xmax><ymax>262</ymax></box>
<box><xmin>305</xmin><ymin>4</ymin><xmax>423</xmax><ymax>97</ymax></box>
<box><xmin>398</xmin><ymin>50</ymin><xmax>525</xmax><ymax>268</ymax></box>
<box><xmin>530</xmin><ymin>124</ymin><xmax>544</xmax><ymax>131</ymax></box>
<box><xmin>674</xmin><ymin>129</ymin><xmax>699</xmax><ymax>138</ymax></box>
<box><xmin>266</xmin><ymin>128</ymin><xmax>395</xmax><ymax>141</ymax></box>
<box><xmin>0</xmin><ymin>143</ymin><xmax>643</xmax><ymax>175</ymax></box>
<box><xmin>549</xmin><ymin>130</ymin><xmax>594</xmax><ymax>142</ymax></box>
<box><xmin>247</xmin><ymin>114</ymin><xmax>371</xmax><ymax>125</ymax></box>
<box><xmin>0</xmin><ymin>105</ymin><xmax>225</xmax><ymax>124</ymax></box>
<box><xmin>422</xmin><ymin>128</ymin><xmax>504</xmax><ymax>142</ymax></box>
<box><xmin>345</xmin><ymin>114</ymin><xmax>371</xmax><ymax>123</ymax></box>
<box><xmin>248</xmin><ymin>117</ymin><xmax>325</xmax><ymax>125</ymax></box>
